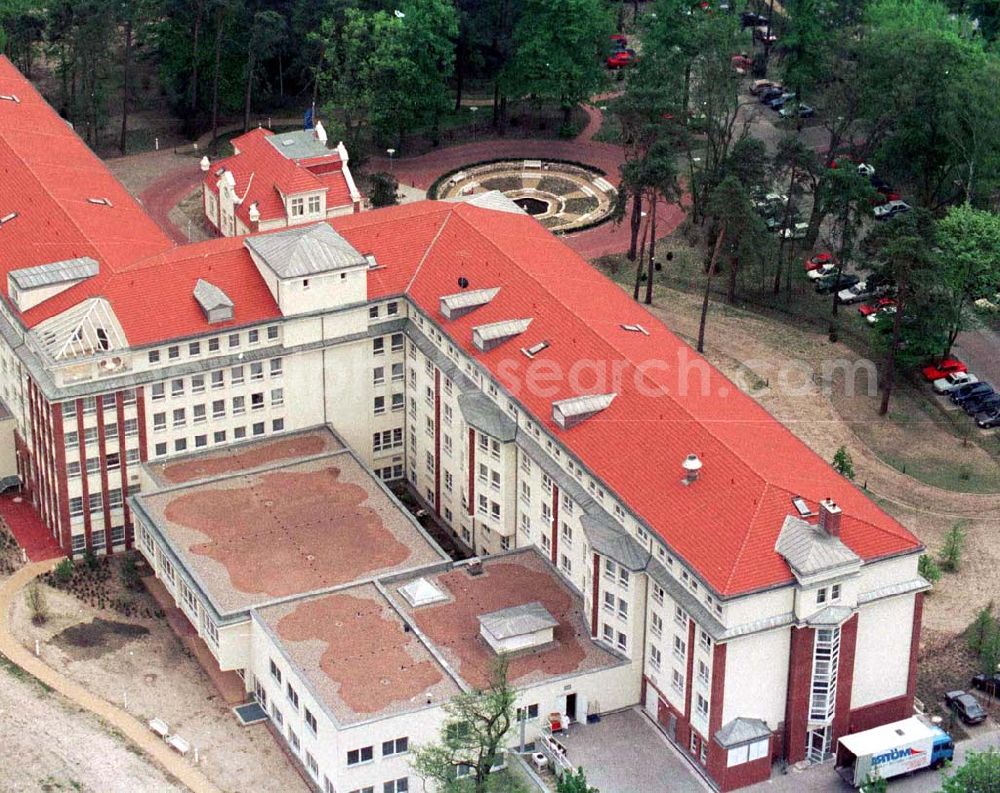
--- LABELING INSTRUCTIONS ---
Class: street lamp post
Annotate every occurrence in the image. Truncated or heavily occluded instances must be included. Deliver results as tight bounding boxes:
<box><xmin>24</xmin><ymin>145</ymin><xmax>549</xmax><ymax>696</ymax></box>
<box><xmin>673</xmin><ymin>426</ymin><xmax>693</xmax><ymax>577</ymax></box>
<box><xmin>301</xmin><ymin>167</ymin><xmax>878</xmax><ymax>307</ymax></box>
<box><xmin>386</xmin><ymin>148</ymin><xmax>396</xmax><ymax>174</ymax></box>
<box><xmin>469</xmin><ymin>106</ymin><xmax>478</xmax><ymax>142</ymax></box>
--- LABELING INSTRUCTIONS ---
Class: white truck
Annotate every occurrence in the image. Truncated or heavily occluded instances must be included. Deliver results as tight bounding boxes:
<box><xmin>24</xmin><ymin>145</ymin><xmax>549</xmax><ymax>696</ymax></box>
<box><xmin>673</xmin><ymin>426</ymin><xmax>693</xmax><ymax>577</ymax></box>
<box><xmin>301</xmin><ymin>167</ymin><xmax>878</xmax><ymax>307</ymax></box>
<box><xmin>835</xmin><ymin>716</ymin><xmax>954</xmax><ymax>787</ymax></box>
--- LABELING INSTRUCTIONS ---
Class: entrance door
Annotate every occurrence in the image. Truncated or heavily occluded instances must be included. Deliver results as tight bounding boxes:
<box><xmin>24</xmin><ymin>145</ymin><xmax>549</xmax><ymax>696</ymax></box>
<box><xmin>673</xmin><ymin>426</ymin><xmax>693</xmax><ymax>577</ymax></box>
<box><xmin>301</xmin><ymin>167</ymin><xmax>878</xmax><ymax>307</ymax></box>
<box><xmin>565</xmin><ymin>693</ymin><xmax>577</xmax><ymax>722</ymax></box>
<box><xmin>807</xmin><ymin>726</ymin><xmax>831</xmax><ymax>763</ymax></box>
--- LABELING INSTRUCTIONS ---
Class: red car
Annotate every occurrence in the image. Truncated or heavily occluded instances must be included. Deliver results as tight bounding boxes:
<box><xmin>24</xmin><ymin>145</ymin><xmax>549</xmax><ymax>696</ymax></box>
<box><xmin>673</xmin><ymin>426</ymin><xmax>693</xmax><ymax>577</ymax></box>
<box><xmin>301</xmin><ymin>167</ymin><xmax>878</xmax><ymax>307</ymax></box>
<box><xmin>607</xmin><ymin>49</ymin><xmax>637</xmax><ymax>69</ymax></box>
<box><xmin>921</xmin><ymin>358</ymin><xmax>967</xmax><ymax>381</ymax></box>
<box><xmin>731</xmin><ymin>54</ymin><xmax>752</xmax><ymax>73</ymax></box>
<box><xmin>858</xmin><ymin>297</ymin><xmax>896</xmax><ymax>317</ymax></box>
<box><xmin>804</xmin><ymin>252</ymin><xmax>835</xmax><ymax>271</ymax></box>
<box><xmin>610</xmin><ymin>34</ymin><xmax>627</xmax><ymax>46</ymax></box>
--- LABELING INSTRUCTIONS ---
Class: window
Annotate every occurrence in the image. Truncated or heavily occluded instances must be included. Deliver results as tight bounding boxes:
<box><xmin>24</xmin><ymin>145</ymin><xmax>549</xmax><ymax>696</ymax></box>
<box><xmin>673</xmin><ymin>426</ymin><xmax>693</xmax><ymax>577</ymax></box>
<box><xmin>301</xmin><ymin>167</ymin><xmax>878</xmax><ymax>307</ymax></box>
<box><xmin>228</xmin><ymin>334</ymin><xmax>240</xmax><ymax>349</ymax></box>
<box><xmin>649</xmin><ymin>645</ymin><xmax>662</xmax><ymax>670</ymax></box>
<box><xmin>270</xmin><ymin>358</ymin><xmax>282</xmax><ymax>376</ymax></box>
<box><xmin>290</xmin><ymin>197</ymin><xmax>304</xmax><ymax>216</ymax></box>
<box><xmin>603</xmin><ymin>591</ymin><xmax>615</xmax><ymax>612</ymax></box>
<box><xmin>271</xmin><ymin>388</ymin><xmax>284</xmax><ymax>407</ymax></box>
<box><xmin>382</xmin><ymin>737</ymin><xmax>408</xmax><ymax>756</ymax></box>
<box><xmin>69</xmin><ymin>497</ymin><xmax>84</xmax><ymax>517</ymax></box>
<box><xmin>195</xmin><ymin>434</ymin><xmax>207</xmax><ymax>448</ymax></box>
<box><xmin>231</xmin><ymin>365</ymin><xmax>244</xmax><ymax>385</ymax></box>
<box><xmin>306</xmin><ymin>751</ymin><xmax>318</xmax><ymax>778</ymax></box>
<box><xmin>673</xmin><ymin>635</ymin><xmax>687</xmax><ymax>661</ymax></box>
<box><xmin>560</xmin><ymin>554</ymin><xmax>572</xmax><ymax>574</ymax></box>
<box><xmin>248</xmin><ymin>329</ymin><xmax>259</xmax><ymax>345</ymax></box>
<box><xmin>816</xmin><ymin>588</ymin><xmax>827</xmax><ymax>605</ymax></box>
<box><xmin>696</xmin><ymin>693</ymin><xmax>709</xmax><ymax>719</ymax></box>
<box><xmin>391</xmin><ymin>362</ymin><xmax>404</xmax><ymax>382</ymax></box>
<box><xmin>288</xmin><ymin>726</ymin><xmax>300</xmax><ymax>753</ymax></box>
<box><xmin>307</xmin><ymin>195</ymin><xmax>321</xmax><ymax>214</ymax></box>
<box><xmin>68</xmin><ymin>461</ymin><xmax>81</xmax><ymax>478</ymax></box>
<box><xmin>698</xmin><ymin>660</ymin><xmax>710</xmax><ymax>685</ymax></box>
<box><xmin>302</xmin><ymin>278</ymin><xmax>310</xmax><ymax>290</ymax></box>
<box><xmin>516</xmin><ymin>704</ymin><xmax>540</xmax><ymax>721</ymax></box>
<box><xmin>267</xmin><ymin>325</ymin><xmax>279</xmax><ymax>341</ymax></box>
<box><xmin>602</xmin><ymin>623</ymin><xmax>614</xmax><ymax>643</ymax></box>
<box><xmin>271</xmin><ymin>704</ymin><xmax>283</xmax><ymax>727</ymax></box>
<box><xmin>85</xmin><ymin>457</ymin><xmax>100</xmax><ymax>475</ymax></box>
<box><xmin>387</xmin><ymin>301</ymin><xmax>399</xmax><ymax>316</ymax></box>
<box><xmin>383</xmin><ymin>780</ymin><xmax>408</xmax><ymax>793</ymax></box>
<box><xmin>167</xmin><ymin>346</ymin><xmax>179</xmax><ymax>360</ymax></box>
<box><xmin>155</xmin><ymin>442</ymin><xmax>167</xmax><ymax>457</ymax></box>
<box><xmin>191</xmin><ymin>375</ymin><xmax>205</xmax><ymax>394</ymax></box>
<box><xmin>172</xmin><ymin>408</ymin><xmax>186</xmax><ymax>428</ymax></box>
<box><xmin>126</xmin><ymin>448</ymin><xmax>140</xmax><ymax>464</ymax></box>
<box><xmin>700</xmin><ymin>630</ymin><xmax>712</xmax><ymax>653</ymax></box>
<box><xmin>270</xmin><ymin>659</ymin><xmax>282</xmax><ymax>684</ymax></box>
<box><xmin>209</xmin><ymin>337</ymin><xmax>220</xmax><ymax>352</ymax></box>
<box><xmin>211</xmin><ymin>370</ymin><xmax>224</xmax><ymax>389</ymax></box>
<box><xmin>651</xmin><ymin>611</ymin><xmax>663</xmax><ymax>638</ymax></box>
<box><xmin>672</xmin><ymin>669</ymin><xmax>684</xmax><ymax>693</ymax></box>
<box><xmin>369</xmin><ymin>305</ymin><xmax>379</xmax><ymax>319</ymax></box>
<box><xmin>675</xmin><ymin>605</ymin><xmax>688</xmax><ymax>629</ymax></box>
<box><xmin>213</xmin><ymin>400</ymin><xmax>226</xmax><ymax>419</ymax></box>
<box><xmin>272</xmin><ymin>418</ymin><xmax>284</xmax><ymax>433</ymax></box>
<box><xmin>374</xmin><ymin>396</ymin><xmax>386</xmax><ymax>415</ymax></box>
<box><xmin>193</xmin><ymin>404</ymin><xmax>206</xmax><ymax>424</ymax></box>
<box><xmin>617</xmin><ymin>597</ymin><xmax>628</xmax><ymax>619</ymax></box>
<box><xmin>304</xmin><ymin>708</ymin><xmax>317</xmax><ymax>735</ymax></box>
<box><xmin>214</xmin><ymin>430</ymin><xmax>227</xmax><ymax>444</ymax></box>
<box><xmin>391</xmin><ymin>333</ymin><xmax>404</xmax><ymax>352</ymax></box>
<box><xmin>148</xmin><ymin>350</ymin><xmax>160</xmax><ymax>364</ymax></box>
<box><xmin>174</xmin><ymin>438</ymin><xmax>187</xmax><ymax>452</ymax></box>
<box><xmin>373</xmin><ymin>366</ymin><xmax>385</xmax><ymax>386</ymax></box>
<box><xmin>106</xmin><ymin>452</ymin><xmax>121</xmax><ymax>471</ymax></box>
<box><xmin>617</xmin><ymin>631</ymin><xmax>627</xmax><ymax>652</ymax></box>
<box><xmin>232</xmin><ymin>396</ymin><xmax>245</xmax><ymax>415</ymax></box>
<box><xmin>188</xmin><ymin>341</ymin><xmax>201</xmax><ymax>356</ymax></box>
<box><xmin>251</xmin><ymin>392</ymin><xmax>264</xmax><ymax>411</ymax></box>
<box><xmin>286</xmin><ymin>683</ymin><xmax>299</xmax><ymax>710</ymax></box>
<box><xmin>170</xmin><ymin>379</ymin><xmax>184</xmax><ymax>398</ymax></box>
<box><xmin>652</xmin><ymin>584</ymin><xmax>664</xmax><ymax>606</ymax></box>
<box><xmin>373</xmin><ymin>337</ymin><xmax>385</xmax><ymax>355</ymax></box>
<box><xmin>250</xmin><ymin>362</ymin><xmax>264</xmax><ymax>381</ymax></box>
<box><xmin>391</xmin><ymin>393</ymin><xmax>404</xmax><ymax>412</ymax></box>
<box><xmin>88</xmin><ymin>492</ymin><xmax>102</xmax><ymax>513</ymax></box>
<box><xmin>153</xmin><ymin>412</ymin><xmax>166</xmax><ymax>432</ymax></box>
<box><xmin>151</xmin><ymin>383</ymin><xmax>165</xmax><ymax>401</ymax></box>
<box><xmin>124</xmin><ymin>419</ymin><xmax>138</xmax><ymax>437</ymax></box>
<box><xmin>347</xmin><ymin>746</ymin><xmax>374</xmax><ymax>766</ymax></box>
<box><xmin>831</xmin><ymin>584</ymin><xmax>841</xmax><ymax>602</ymax></box>
<box><xmin>253</xmin><ymin>421</ymin><xmax>265</xmax><ymax>436</ymax></box>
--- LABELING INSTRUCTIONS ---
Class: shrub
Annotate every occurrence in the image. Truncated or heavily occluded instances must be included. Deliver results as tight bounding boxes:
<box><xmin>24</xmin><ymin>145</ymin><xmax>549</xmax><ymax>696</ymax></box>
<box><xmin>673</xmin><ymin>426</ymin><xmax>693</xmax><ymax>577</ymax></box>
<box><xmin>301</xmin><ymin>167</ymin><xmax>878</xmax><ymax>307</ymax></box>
<box><xmin>83</xmin><ymin>547</ymin><xmax>99</xmax><ymax>570</ymax></box>
<box><xmin>119</xmin><ymin>553</ymin><xmax>142</xmax><ymax>591</ymax></box>
<box><xmin>918</xmin><ymin>554</ymin><xmax>942</xmax><ymax>585</ymax></box>
<box><xmin>53</xmin><ymin>558</ymin><xmax>74</xmax><ymax>584</ymax></box>
<box><xmin>939</xmin><ymin>522</ymin><xmax>967</xmax><ymax>572</ymax></box>
<box><xmin>368</xmin><ymin>172</ymin><xmax>399</xmax><ymax>208</ymax></box>
<box><xmin>832</xmin><ymin>446</ymin><xmax>856</xmax><ymax>480</ymax></box>
<box><xmin>26</xmin><ymin>583</ymin><xmax>48</xmax><ymax>625</ymax></box>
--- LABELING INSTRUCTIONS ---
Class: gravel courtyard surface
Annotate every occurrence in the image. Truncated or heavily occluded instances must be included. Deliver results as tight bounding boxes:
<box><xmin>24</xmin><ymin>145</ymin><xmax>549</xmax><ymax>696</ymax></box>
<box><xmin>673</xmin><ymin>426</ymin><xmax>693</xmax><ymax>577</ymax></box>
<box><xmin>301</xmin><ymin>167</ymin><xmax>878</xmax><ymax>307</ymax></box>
<box><xmin>0</xmin><ymin>655</ymin><xmax>185</xmax><ymax>793</ymax></box>
<box><xmin>8</xmin><ymin>581</ymin><xmax>307</xmax><ymax>793</ymax></box>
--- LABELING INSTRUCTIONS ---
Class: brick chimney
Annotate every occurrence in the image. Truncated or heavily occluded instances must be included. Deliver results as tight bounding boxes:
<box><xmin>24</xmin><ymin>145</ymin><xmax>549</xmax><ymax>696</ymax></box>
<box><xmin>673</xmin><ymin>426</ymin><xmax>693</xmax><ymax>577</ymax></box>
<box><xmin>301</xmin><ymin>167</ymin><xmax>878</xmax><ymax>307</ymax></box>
<box><xmin>818</xmin><ymin>498</ymin><xmax>842</xmax><ymax>537</ymax></box>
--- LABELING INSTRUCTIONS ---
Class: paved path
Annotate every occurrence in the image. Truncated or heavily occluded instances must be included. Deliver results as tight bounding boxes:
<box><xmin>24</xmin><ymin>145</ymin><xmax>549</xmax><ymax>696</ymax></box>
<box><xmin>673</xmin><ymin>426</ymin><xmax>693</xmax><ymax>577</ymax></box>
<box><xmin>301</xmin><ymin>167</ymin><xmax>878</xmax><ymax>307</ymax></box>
<box><xmin>0</xmin><ymin>561</ymin><xmax>222</xmax><ymax>793</ymax></box>
<box><xmin>954</xmin><ymin>328</ymin><xmax>1000</xmax><ymax>390</ymax></box>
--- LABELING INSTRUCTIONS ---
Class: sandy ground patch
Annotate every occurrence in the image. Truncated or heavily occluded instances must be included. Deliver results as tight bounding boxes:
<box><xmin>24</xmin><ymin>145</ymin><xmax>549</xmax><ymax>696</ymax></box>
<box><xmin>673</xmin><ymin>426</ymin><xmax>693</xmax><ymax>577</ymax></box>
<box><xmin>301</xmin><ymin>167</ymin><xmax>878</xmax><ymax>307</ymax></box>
<box><xmin>9</xmin><ymin>580</ymin><xmax>306</xmax><ymax>793</ymax></box>
<box><xmin>0</xmin><ymin>654</ymin><xmax>185</xmax><ymax>793</ymax></box>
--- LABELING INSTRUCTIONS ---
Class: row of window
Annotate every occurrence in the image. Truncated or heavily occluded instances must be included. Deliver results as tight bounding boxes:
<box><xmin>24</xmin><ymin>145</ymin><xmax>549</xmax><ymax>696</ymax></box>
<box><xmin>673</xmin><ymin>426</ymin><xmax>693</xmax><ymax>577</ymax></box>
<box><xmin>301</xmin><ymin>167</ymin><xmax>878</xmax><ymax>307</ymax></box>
<box><xmin>147</xmin><ymin>327</ymin><xmax>279</xmax><ymax>364</ymax></box>
<box><xmin>153</xmin><ymin>420</ymin><xmax>284</xmax><ymax>457</ymax></box>
<box><xmin>368</xmin><ymin>301</ymin><xmax>400</xmax><ymax>319</ymax></box>
<box><xmin>67</xmin><ymin>447</ymin><xmax>140</xmax><ymax>477</ymax></box>
<box><xmin>70</xmin><ymin>524</ymin><xmax>127</xmax><ymax>553</ymax></box>
<box><xmin>152</xmin><ymin>390</ymin><xmax>282</xmax><ymax>430</ymax></box>
<box><xmin>372</xmin><ymin>334</ymin><xmax>404</xmax><ymax>356</ymax></box>
<box><xmin>68</xmin><ymin>487</ymin><xmax>128</xmax><ymax>516</ymax></box>
<box><xmin>64</xmin><ymin>390</ymin><xmax>137</xmax><ymax>418</ymax></box>
<box><xmin>150</xmin><ymin>359</ymin><xmax>283</xmax><ymax>401</ymax></box>
<box><xmin>66</xmin><ymin>420</ymin><xmax>138</xmax><ymax>447</ymax></box>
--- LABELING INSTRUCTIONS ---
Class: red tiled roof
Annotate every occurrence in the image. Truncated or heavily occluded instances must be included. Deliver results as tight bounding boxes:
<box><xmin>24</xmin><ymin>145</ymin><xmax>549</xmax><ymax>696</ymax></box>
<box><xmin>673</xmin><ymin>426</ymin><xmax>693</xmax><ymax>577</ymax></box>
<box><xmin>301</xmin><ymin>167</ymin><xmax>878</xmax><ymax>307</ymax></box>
<box><xmin>0</xmin><ymin>57</ymin><xmax>919</xmax><ymax>596</ymax></box>
<box><xmin>0</xmin><ymin>56</ymin><xmax>173</xmax><ymax>314</ymax></box>
<box><xmin>205</xmin><ymin>127</ymin><xmax>354</xmax><ymax>226</ymax></box>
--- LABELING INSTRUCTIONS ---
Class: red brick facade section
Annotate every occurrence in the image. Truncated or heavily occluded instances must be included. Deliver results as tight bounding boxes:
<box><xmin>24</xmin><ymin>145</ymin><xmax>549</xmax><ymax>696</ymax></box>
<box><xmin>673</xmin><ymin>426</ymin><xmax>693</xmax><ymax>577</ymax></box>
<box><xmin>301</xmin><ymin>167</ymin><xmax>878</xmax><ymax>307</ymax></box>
<box><xmin>849</xmin><ymin>696</ymin><xmax>912</xmax><ymax>734</ymax></box>
<box><xmin>783</xmin><ymin>626</ymin><xmax>815</xmax><ymax>764</ymax></box>
<box><xmin>115</xmin><ymin>392</ymin><xmax>132</xmax><ymax>548</ymax></box>
<box><xmin>906</xmin><ymin>592</ymin><xmax>924</xmax><ymax>702</ymax></box>
<box><xmin>50</xmin><ymin>402</ymin><xmax>70</xmax><ymax>550</ymax></box>
<box><xmin>832</xmin><ymin>615</ymin><xmax>859</xmax><ymax>744</ymax></box>
<box><xmin>95</xmin><ymin>402</ymin><xmax>112</xmax><ymax>551</ymax></box>
<box><xmin>135</xmin><ymin>387</ymin><xmax>149</xmax><ymax>463</ymax></box>
<box><xmin>684</xmin><ymin>619</ymin><xmax>696</xmax><ymax>720</ymax></box>
<box><xmin>75</xmin><ymin>398</ymin><xmax>92</xmax><ymax>553</ymax></box>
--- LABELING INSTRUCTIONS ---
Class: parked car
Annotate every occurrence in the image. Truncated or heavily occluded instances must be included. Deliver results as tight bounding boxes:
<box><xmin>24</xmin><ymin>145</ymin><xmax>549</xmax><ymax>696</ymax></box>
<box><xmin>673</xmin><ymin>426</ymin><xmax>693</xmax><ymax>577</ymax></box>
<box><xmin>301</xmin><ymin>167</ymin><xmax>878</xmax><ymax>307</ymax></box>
<box><xmin>816</xmin><ymin>273</ymin><xmax>860</xmax><ymax>294</ymax></box>
<box><xmin>804</xmin><ymin>252</ymin><xmax>835</xmax><ymax>271</ymax></box>
<box><xmin>859</xmin><ymin>296</ymin><xmax>896</xmax><ymax>317</ymax></box>
<box><xmin>754</xmin><ymin>26</ymin><xmax>778</xmax><ymax>44</ymax></box>
<box><xmin>741</xmin><ymin>11</ymin><xmax>768</xmax><ymax>27</ymax></box>
<box><xmin>606</xmin><ymin>49</ymin><xmax>637</xmax><ymax>69</ymax></box>
<box><xmin>972</xmin><ymin>673</ymin><xmax>1000</xmax><ymax>696</ymax></box>
<box><xmin>952</xmin><ymin>381</ymin><xmax>993</xmax><ymax>406</ymax></box>
<box><xmin>837</xmin><ymin>280</ymin><xmax>874</xmax><ymax>304</ymax></box>
<box><xmin>759</xmin><ymin>87</ymin><xmax>785</xmax><ymax>103</ymax></box>
<box><xmin>932</xmin><ymin>371</ymin><xmax>979</xmax><ymax>394</ymax></box>
<box><xmin>750</xmin><ymin>79</ymin><xmax>781</xmax><ymax>95</ymax></box>
<box><xmin>866</xmin><ymin>303</ymin><xmax>897</xmax><ymax>324</ymax></box>
<box><xmin>873</xmin><ymin>200</ymin><xmax>912</xmax><ymax>220</ymax></box>
<box><xmin>731</xmin><ymin>54</ymin><xmax>752</xmax><ymax>73</ymax></box>
<box><xmin>922</xmin><ymin>358</ymin><xmax>967</xmax><ymax>381</ymax></box>
<box><xmin>610</xmin><ymin>33</ymin><xmax>627</xmax><ymax>47</ymax></box>
<box><xmin>807</xmin><ymin>262</ymin><xmax>838</xmax><ymax>281</ymax></box>
<box><xmin>765</xmin><ymin>92</ymin><xmax>796</xmax><ymax>109</ymax></box>
<box><xmin>976</xmin><ymin>408</ymin><xmax>1000</xmax><ymax>429</ymax></box>
<box><xmin>780</xmin><ymin>221</ymin><xmax>809</xmax><ymax>239</ymax></box>
<box><xmin>964</xmin><ymin>392</ymin><xmax>1000</xmax><ymax>415</ymax></box>
<box><xmin>779</xmin><ymin>103</ymin><xmax>815</xmax><ymax>119</ymax></box>
<box><xmin>754</xmin><ymin>192</ymin><xmax>788</xmax><ymax>212</ymax></box>
<box><xmin>944</xmin><ymin>691</ymin><xmax>988</xmax><ymax>725</ymax></box>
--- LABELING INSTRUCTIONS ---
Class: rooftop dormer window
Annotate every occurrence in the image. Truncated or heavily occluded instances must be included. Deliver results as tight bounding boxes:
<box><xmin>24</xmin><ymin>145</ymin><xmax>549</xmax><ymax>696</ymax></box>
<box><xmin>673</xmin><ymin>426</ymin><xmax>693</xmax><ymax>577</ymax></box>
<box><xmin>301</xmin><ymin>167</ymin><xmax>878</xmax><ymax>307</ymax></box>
<box><xmin>0</xmin><ymin>94</ymin><xmax>20</xmax><ymax>103</ymax></box>
<box><xmin>0</xmin><ymin>212</ymin><xmax>17</xmax><ymax>226</ymax></box>
<box><xmin>87</xmin><ymin>197</ymin><xmax>113</xmax><ymax>207</ymax></box>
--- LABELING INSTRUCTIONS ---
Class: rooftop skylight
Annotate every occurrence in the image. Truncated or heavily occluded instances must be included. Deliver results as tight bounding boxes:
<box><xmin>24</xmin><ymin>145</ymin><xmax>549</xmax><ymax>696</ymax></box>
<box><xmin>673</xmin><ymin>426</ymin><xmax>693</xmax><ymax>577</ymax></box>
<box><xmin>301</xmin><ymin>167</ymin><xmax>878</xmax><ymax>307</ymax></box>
<box><xmin>552</xmin><ymin>393</ymin><xmax>617</xmax><ymax>430</ymax></box>
<box><xmin>0</xmin><ymin>212</ymin><xmax>17</xmax><ymax>226</ymax></box>
<box><xmin>472</xmin><ymin>318</ymin><xmax>532</xmax><ymax>352</ymax></box>
<box><xmin>621</xmin><ymin>323</ymin><xmax>650</xmax><ymax>335</ymax></box>
<box><xmin>0</xmin><ymin>94</ymin><xmax>20</xmax><ymax>103</ymax></box>
<box><xmin>87</xmin><ymin>197</ymin><xmax>113</xmax><ymax>207</ymax></box>
<box><xmin>521</xmin><ymin>341</ymin><xmax>550</xmax><ymax>358</ymax></box>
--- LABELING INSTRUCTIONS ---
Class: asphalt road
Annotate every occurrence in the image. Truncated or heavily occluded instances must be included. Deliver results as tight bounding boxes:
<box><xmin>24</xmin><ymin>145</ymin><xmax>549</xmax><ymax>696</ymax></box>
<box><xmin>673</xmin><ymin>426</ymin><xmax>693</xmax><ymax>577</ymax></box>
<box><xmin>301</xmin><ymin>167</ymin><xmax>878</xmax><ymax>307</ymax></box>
<box><xmin>953</xmin><ymin>329</ymin><xmax>1000</xmax><ymax>390</ymax></box>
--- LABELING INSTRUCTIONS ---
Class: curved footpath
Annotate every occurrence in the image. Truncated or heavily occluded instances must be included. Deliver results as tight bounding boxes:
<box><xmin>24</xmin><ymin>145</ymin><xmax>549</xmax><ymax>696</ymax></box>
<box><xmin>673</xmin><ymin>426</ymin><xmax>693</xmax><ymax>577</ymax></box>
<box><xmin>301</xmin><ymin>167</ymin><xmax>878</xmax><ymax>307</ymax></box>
<box><xmin>124</xmin><ymin>100</ymin><xmax>685</xmax><ymax>259</ymax></box>
<box><xmin>0</xmin><ymin>560</ymin><xmax>221</xmax><ymax>793</ymax></box>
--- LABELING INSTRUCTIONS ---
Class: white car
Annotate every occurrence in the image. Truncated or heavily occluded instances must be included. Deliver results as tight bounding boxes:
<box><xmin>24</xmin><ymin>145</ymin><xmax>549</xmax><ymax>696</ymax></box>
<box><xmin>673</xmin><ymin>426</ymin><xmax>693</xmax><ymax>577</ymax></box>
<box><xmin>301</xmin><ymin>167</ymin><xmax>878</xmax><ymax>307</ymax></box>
<box><xmin>866</xmin><ymin>304</ymin><xmax>896</xmax><ymax>324</ymax></box>
<box><xmin>873</xmin><ymin>200</ymin><xmax>911</xmax><ymax>220</ymax></box>
<box><xmin>933</xmin><ymin>371</ymin><xmax>979</xmax><ymax>394</ymax></box>
<box><xmin>837</xmin><ymin>281</ymin><xmax>871</xmax><ymax>304</ymax></box>
<box><xmin>780</xmin><ymin>222</ymin><xmax>809</xmax><ymax>239</ymax></box>
<box><xmin>857</xmin><ymin>163</ymin><xmax>875</xmax><ymax>177</ymax></box>
<box><xmin>807</xmin><ymin>262</ymin><xmax>837</xmax><ymax>280</ymax></box>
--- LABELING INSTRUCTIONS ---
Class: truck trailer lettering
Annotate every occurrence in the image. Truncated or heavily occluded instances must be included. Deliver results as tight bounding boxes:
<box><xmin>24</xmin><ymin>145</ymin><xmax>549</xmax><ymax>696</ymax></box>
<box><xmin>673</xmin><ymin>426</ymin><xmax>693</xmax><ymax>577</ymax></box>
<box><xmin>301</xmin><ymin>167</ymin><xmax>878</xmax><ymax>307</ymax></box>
<box><xmin>872</xmin><ymin>746</ymin><xmax>925</xmax><ymax>766</ymax></box>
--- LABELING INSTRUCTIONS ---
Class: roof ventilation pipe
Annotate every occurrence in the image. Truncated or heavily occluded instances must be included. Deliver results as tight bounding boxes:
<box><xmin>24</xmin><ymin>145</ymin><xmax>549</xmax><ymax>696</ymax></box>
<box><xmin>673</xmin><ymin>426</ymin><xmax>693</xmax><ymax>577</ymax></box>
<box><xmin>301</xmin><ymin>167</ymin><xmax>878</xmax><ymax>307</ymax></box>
<box><xmin>200</xmin><ymin>155</ymin><xmax>211</xmax><ymax>172</ymax></box>
<box><xmin>681</xmin><ymin>453</ymin><xmax>703</xmax><ymax>485</ymax></box>
<box><xmin>248</xmin><ymin>203</ymin><xmax>260</xmax><ymax>223</ymax></box>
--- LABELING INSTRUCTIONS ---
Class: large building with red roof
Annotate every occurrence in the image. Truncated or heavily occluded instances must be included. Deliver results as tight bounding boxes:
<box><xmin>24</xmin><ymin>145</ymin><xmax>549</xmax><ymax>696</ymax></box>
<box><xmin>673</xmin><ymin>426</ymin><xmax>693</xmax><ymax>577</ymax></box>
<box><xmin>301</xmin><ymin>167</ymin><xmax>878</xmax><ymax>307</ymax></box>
<box><xmin>202</xmin><ymin>124</ymin><xmax>362</xmax><ymax>237</ymax></box>
<box><xmin>0</xmin><ymin>56</ymin><xmax>928</xmax><ymax>792</ymax></box>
